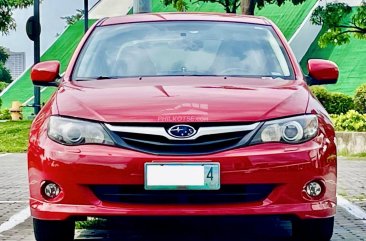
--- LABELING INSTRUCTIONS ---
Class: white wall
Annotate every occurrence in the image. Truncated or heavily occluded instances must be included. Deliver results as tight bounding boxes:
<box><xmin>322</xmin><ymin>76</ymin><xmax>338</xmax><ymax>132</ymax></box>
<box><xmin>89</xmin><ymin>0</ymin><xmax>133</xmax><ymax>18</ymax></box>
<box><xmin>288</xmin><ymin>1</ymin><xmax>324</xmax><ymax>62</ymax></box>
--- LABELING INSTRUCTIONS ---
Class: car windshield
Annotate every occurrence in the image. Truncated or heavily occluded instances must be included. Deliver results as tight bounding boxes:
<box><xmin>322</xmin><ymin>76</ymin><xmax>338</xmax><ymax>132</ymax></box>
<box><xmin>73</xmin><ymin>21</ymin><xmax>294</xmax><ymax>80</ymax></box>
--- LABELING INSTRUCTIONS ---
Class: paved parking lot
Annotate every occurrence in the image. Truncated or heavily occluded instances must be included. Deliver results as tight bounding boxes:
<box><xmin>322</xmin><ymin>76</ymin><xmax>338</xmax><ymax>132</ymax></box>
<box><xmin>0</xmin><ymin>154</ymin><xmax>365</xmax><ymax>241</ymax></box>
<box><xmin>338</xmin><ymin>158</ymin><xmax>366</xmax><ymax>210</ymax></box>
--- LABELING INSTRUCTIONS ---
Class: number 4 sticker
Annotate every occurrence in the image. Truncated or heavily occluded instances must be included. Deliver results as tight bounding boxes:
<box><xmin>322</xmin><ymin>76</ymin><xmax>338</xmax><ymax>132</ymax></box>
<box><xmin>207</xmin><ymin>167</ymin><xmax>214</xmax><ymax>181</ymax></box>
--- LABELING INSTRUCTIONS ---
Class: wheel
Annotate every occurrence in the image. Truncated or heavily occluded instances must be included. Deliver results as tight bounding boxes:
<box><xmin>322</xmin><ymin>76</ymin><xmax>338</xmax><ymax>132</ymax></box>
<box><xmin>33</xmin><ymin>218</ymin><xmax>75</xmax><ymax>241</ymax></box>
<box><xmin>292</xmin><ymin>217</ymin><xmax>334</xmax><ymax>241</ymax></box>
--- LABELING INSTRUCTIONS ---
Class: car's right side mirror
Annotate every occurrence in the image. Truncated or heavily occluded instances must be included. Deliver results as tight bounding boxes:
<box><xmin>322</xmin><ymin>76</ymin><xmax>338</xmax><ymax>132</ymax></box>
<box><xmin>307</xmin><ymin>59</ymin><xmax>339</xmax><ymax>86</ymax></box>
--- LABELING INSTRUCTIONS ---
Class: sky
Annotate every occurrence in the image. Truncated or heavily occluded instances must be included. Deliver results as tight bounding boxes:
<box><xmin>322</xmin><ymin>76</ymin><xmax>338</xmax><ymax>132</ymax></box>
<box><xmin>0</xmin><ymin>0</ymin><xmax>99</xmax><ymax>68</ymax></box>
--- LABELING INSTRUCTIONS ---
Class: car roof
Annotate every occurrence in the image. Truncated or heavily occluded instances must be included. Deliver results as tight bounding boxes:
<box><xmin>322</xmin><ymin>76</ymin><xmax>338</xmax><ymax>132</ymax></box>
<box><xmin>99</xmin><ymin>12</ymin><xmax>271</xmax><ymax>27</ymax></box>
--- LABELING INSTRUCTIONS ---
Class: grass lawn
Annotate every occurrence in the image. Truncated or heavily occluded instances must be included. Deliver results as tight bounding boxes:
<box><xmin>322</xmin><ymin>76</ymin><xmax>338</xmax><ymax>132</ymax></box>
<box><xmin>338</xmin><ymin>151</ymin><xmax>366</xmax><ymax>159</ymax></box>
<box><xmin>0</xmin><ymin>121</ymin><xmax>31</xmax><ymax>153</ymax></box>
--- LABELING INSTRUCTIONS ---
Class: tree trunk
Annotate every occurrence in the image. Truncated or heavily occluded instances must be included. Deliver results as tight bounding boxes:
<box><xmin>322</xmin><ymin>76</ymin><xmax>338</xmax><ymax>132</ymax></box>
<box><xmin>241</xmin><ymin>0</ymin><xmax>255</xmax><ymax>15</ymax></box>
<box><xmin>224</xmin><ymin>0</ymin><xmax>231</xmax><ymax>13</ymax></box>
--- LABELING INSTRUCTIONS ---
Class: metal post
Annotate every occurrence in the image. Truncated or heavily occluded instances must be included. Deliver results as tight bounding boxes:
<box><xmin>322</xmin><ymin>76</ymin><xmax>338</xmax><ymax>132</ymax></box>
<box><xmin>84</xmin><ymin>0</ymin><xmax>89</xmax><ymax>33</ymax></box>
<box><xmin>34</xmin><ymin>0</ymin><xmax>41</xmax><ymax>115</ymax></box>
<box><xmin>133</xmin><ymin>0</ymin><xmax>152</xmax><ymax>13</ymax></box>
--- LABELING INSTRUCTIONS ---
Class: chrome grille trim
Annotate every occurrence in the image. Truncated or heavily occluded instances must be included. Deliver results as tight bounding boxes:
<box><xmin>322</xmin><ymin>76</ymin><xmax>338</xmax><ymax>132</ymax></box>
<box><xmin>105</xmin><ymin>123</ymin><xmax>260</xmax><ymax>141</ymax></box>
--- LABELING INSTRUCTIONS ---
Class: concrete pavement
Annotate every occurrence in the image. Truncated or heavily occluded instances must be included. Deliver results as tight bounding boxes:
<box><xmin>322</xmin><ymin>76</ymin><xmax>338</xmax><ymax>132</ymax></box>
<box><xmin>0</xmin><ymin>154</ymin><xmax>29</xmax><ymax>227</ymax></box>
<box><xmin>338</xmin><ymin>158</ymin><xmax>366</xmax><ymax>210</ymax></box>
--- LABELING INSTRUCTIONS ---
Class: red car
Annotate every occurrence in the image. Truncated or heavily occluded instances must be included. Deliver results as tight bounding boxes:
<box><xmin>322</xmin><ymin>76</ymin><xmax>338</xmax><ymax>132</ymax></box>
<box><xmin>28</xmin><ymin>13</ymin><xmax>339</xmax><ymax>241</ymax></box>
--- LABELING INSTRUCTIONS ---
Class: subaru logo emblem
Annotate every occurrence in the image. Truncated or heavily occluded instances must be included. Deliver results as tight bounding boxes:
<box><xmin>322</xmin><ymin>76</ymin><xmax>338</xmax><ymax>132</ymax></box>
<box><xmin>167</xmin><ymin>125</ymin><xmax>197</xmax><ymax>139</ymax></box>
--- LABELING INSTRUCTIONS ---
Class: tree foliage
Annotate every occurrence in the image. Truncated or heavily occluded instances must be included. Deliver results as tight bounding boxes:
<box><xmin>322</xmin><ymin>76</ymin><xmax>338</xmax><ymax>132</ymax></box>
<box><xmin>0</xmin><ymin>81</ymin><xmax>8</xmax><ymax>93</ymax></box>
<box><xmin>0</xmin><ymin>0</ymin><xmax>33</xmax><ymax>35</ymax></box>
<box><xmin>311</xmin><ymin>1</ymin><xmax>366</xmax><ymax>47</ymax></box>
<box><xmin>0</xmin><ymin>63</ymin><xmax>12</xmax><ymax>83</ymax></box>
<box><xmin>0</xmin><ymin>0</ymin><xmax>29</xmax><ymax>86</ymax></box>
<box><xmin>61</xmin><ymin>9</ymin><xmax>84</xmax><ymax>26</ymax></box>
<box><xmin>163</xmin><ymin>0</ymin><xmax>189</xmax><ymax>11</ymax></box>
<box><xmin>0</xmin><ymin>46</ymin><xmax>11</xmax><ymax>83</ymax></box>
<box><xmin>0</xmin><ymin>46</ymin><xmax>9</xmax><ymax>63</ymax></box>
<box><xmin>163</xmin><ymin>0</ymin><xmax>307</xmax><ymax>15</ymax></box>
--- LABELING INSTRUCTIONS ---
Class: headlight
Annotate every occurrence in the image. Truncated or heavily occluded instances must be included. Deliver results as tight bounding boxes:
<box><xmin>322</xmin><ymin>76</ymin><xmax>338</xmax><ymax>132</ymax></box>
<box><xmin>48</xmin><ymin>116</ymin><xmax>114</xmax><ymax>145</ymax></box>
<box><xmin>250</xmin><ymin>115</ymin><xmax>318</xmax><ymax>144</ymax></box>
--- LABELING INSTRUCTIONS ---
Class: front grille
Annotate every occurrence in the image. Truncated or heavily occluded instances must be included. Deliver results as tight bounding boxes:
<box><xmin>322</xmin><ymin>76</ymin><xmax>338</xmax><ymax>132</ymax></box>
<box><xmin>106</xmin><ymin>123</ymin><xmax>260</xmax><ymax>155</ymax></box>
<box><xmin>118</xmin><ymin>131</ymin><xmax>249</xmax><ymax>155</ymax></box>
<box><xmin>91</xmin><ymin>185</ymin><xmax>275</xmax><ymax>204</ymax></box>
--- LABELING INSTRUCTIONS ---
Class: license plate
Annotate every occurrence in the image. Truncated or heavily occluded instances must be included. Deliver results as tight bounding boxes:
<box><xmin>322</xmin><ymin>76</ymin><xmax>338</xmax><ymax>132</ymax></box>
<box><xmin>145</xmin><ymin>163</ymin><xmax>220</xmax><ymax>190</ymax></box>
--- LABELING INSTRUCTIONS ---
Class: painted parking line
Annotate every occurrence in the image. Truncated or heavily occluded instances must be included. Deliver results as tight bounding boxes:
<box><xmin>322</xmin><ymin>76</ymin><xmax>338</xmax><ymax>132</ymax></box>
<box><xmin>0</xmin><ymin>207</ymin><xmax>30</xmax><ymax>234</ymax></box>
<box><xmin>338</xmin><ymin>195</ymin><xmax>366</xmax><ymax>224</ymax></box>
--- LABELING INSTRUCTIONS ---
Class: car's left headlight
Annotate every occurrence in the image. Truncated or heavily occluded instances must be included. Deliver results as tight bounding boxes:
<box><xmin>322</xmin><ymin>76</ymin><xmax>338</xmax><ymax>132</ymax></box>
<box><xmin>48</xmin><ymin>116</ymin><xmax>115</xmax><ymax>146</ymax></box>
<box><xmin>250</xmin><ymin>115</ymin><xmax>318</xmax><ymax>144</ymax></box>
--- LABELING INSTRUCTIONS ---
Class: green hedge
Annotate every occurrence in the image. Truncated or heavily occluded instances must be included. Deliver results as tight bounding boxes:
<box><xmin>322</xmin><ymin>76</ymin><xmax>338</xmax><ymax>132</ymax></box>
<box><xmin>331</xmin><ymin>110</ymin><xmax>366</xmax><ymax>132</ymax></box>
<box><xmin>0</xmin><ymin>81</ymin><xmax>7</xmax><ymax>92</ymax></box>
<box><xmin>0</xmin><ymin>94</ymin><xmax>10</xmax><ymax>120</ymax></box>
<box><xmin>310</xmin><ymin>86</ymin><xmax>354</xmax><ymax>114</ymax></box>
<box><xmin>0</xmin><ymin>109</ymin><xmax>10</xmax><ymax>120</ymax></box>
<box><xmin>354</xmin><ymin>84</ymin><xmax>366</xmax><ymax>114</ymax></box>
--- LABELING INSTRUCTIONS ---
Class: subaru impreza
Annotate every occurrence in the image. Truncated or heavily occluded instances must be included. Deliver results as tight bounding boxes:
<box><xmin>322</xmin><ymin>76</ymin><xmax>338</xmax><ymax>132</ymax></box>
<box><xmin>28</xmin><ymin>13</ymin><xmax>338</xmax><ymax>241</ymax></box>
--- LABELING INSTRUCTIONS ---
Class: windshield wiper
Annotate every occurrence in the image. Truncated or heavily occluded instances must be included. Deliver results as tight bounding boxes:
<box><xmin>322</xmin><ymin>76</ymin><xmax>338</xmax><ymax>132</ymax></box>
<box><xmin>96</xmin><ymin>76</ymin><xmax>114</xmax><ymax>80</ymax></box>
<box><xmin>75</xmin><ymin>76</ymin><xmax>121</xmax><ymax>81</ymax></box>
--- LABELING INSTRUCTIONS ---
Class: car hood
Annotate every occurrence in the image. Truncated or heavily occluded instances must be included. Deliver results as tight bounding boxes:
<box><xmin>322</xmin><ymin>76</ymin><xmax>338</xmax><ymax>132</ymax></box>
<box><xmin>56</xmin><ymin>77</ymin><xmax>309</xmax><ymax>123</ymax></box>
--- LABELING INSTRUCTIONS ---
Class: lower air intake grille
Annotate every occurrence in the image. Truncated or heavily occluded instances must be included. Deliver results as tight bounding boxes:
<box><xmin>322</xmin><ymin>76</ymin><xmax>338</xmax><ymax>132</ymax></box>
<box><xmin>91</xmin><ymin>185</ymin><xmax>275</xmax><ymax>204</ymax></box>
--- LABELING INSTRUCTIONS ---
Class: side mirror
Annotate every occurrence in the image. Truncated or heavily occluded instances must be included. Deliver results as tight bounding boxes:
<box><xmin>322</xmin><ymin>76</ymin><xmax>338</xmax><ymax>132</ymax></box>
<box><xmin>307</xmin><ymin>59</ymin><xmax>339</xmax><ymax>86</ymax></box>
<box><xmin>31</xmin><ymin>61</ymin><xmax>60</xmax><ymax>86</ymax></box>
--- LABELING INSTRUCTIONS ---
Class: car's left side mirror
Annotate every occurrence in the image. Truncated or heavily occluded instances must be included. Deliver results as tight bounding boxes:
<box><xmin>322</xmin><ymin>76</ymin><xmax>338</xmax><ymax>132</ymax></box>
<box><xmin>31</xmin><ymin>61</ymin><xmax>61</xmax><ymax>87</ymax></box>
<box><xmin>306</xmin><ymin>59</ymin><xmax>339</xmax><ymax>86</ymax></box>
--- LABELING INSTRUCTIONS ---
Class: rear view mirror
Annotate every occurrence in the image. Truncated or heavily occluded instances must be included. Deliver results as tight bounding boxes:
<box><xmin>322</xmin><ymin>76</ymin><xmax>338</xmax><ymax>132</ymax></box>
<box><xmin>31</xmin><ymin>61</ymin><xmax>60</xmax><ymax>86</ymax></box>
<box><xmin>307</xmin><ymin>59</ymin><xmax>339</xmax><ymax>86</ymax></box>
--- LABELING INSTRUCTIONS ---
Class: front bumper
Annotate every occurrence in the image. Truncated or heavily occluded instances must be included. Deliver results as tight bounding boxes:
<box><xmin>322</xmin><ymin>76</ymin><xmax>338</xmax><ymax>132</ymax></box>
<box><xmin>28</xmin><ymin>137</ymin><xmax>337</xmax><ymax>221</ymax></box>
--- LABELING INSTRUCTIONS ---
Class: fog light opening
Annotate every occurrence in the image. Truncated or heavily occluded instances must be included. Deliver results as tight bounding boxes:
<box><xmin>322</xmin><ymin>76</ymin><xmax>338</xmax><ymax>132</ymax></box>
<box><xmin>42</xmin><ymin>182</ymin><xmax>61</xmax><ymax>199</ymax></box>
<box><xmin>305</xmin><ymin>181</ymin><xmax>323</xmax><ymax>197</ymax></box>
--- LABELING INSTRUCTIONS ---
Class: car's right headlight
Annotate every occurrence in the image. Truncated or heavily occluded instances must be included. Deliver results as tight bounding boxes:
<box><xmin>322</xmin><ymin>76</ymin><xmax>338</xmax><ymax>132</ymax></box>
<box><xmin>249</xmin><ymin>115</ymin><xmax>319</xmax><ymax>145</ymax></box>
<box><xmin>48</xmin><ymin>116</ymin><xmax>115</xmax><ymax>146</ymax></box>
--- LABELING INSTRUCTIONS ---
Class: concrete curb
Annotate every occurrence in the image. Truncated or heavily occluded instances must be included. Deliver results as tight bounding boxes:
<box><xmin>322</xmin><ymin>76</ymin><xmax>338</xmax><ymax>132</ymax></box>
<box><xmin>336</xmin><ymin>132</ymin><xmax>366</xmax><ymax>155</ymax></box>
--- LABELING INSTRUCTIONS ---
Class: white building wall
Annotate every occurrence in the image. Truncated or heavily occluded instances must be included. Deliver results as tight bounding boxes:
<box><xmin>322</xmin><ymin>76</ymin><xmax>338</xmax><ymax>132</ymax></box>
<box><xmin>4</xmin><ymin>50</ymin><xmax>26</xmax><ymax>80</ymax></box>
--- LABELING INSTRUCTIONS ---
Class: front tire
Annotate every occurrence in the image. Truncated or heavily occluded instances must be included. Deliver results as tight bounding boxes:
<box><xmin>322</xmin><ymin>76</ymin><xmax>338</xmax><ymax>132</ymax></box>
<box><xmin>292</xmin><ymin>217</ymin><xmax>334</xmax><ymax>241</ymax></box>
<box><xmin>33</xmin><ymin>218</ymin><xmax>75</xmax><ymax>241</ymax></box>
